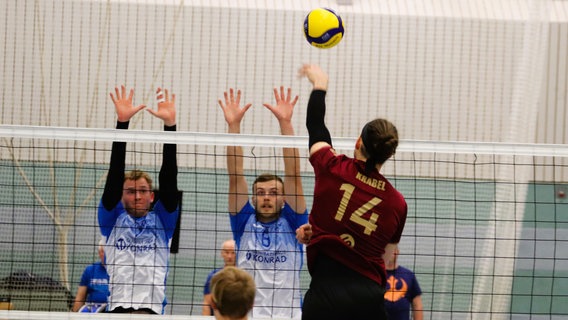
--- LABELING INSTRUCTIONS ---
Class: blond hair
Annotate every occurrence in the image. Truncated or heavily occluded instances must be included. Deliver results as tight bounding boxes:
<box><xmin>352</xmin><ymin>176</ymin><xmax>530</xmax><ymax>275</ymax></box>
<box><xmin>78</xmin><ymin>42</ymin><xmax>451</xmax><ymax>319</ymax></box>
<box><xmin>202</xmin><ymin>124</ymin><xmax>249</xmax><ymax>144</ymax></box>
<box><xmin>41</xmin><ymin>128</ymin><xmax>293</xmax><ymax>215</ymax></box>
<box><xmin>124</xmin><ymin>169</ymin><xmax>153</xmax><ymax>189</ymax></box>
<box><xmin>211</xmin><ymin>266</ymin><xmax>255</xmax><ymax>318</ymax></box>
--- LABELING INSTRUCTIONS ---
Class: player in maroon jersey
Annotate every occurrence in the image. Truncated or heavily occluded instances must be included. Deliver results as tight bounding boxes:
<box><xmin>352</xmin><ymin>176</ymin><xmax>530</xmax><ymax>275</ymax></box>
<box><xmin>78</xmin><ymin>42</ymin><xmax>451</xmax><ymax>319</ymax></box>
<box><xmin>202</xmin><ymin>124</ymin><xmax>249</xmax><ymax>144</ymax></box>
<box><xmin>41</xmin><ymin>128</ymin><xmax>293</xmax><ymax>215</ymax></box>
<box><xmin>298</xmin><ymin>64</ymin><xmax>408</xmax><ymax>320</ymax></box>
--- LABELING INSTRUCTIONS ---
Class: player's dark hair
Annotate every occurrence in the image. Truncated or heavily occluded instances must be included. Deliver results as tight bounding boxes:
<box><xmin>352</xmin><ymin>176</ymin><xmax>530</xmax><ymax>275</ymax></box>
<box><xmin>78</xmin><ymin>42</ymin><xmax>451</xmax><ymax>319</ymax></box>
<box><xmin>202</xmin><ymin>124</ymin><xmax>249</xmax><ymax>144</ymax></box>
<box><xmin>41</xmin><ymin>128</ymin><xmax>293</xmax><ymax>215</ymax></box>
<box><xmin>360</xmin><ymin>118</ymin><xmax>399</xmax><ymax>173</ymax></box>
<box><xmin>252</xmin><ymin>173</ymin><xmax>285</xmax><ymax>193</ymax></box>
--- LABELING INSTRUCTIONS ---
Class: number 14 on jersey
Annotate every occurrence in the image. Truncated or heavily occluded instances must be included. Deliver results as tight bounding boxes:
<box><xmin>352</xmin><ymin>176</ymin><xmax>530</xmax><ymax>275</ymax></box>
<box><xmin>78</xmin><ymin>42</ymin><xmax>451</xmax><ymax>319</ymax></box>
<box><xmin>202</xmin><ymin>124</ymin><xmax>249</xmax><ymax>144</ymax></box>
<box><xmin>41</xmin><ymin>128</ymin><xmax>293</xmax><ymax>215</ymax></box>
<box><xmin>334</xmin><ymin>183</ymin><xmax>382</xmax><ymax>236</ymax></box>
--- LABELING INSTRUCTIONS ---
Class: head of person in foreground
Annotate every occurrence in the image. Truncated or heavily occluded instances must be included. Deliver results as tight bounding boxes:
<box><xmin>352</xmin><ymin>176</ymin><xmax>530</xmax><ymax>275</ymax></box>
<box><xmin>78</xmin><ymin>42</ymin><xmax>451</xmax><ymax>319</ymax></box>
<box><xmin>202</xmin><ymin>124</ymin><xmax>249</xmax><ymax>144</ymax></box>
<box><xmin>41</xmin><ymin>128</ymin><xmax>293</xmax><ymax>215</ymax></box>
<box><xmin>211</xmin><ymin>266</ymin><xmax>256</xmax><ymax>320</ymax></box>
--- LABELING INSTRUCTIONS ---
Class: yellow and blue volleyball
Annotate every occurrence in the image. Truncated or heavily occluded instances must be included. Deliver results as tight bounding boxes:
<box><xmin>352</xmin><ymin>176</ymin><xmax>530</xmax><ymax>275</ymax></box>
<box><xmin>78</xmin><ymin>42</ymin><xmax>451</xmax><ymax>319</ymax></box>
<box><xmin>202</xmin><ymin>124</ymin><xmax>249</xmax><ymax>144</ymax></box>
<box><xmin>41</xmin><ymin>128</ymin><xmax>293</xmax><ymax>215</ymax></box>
<box><xmin>304</xmin><ymin>8</ymin><xmax>344</xmax><ymax>49</ymax></box>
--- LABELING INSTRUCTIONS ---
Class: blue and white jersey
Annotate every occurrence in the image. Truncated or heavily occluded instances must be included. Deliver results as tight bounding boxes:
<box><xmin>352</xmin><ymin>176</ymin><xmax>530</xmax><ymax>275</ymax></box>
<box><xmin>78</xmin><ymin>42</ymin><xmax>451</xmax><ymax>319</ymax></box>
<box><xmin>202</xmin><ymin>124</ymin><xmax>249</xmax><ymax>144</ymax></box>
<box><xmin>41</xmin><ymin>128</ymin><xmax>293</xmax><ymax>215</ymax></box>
<box><xmin>231</xmin><ymin>202</ymin><xmax>308</xmax><ymax>319</ymax></box>
<box><xmin>98</xmin><ymin>200</ymin><xmax>179</xmax><ymax>315</ymax></box>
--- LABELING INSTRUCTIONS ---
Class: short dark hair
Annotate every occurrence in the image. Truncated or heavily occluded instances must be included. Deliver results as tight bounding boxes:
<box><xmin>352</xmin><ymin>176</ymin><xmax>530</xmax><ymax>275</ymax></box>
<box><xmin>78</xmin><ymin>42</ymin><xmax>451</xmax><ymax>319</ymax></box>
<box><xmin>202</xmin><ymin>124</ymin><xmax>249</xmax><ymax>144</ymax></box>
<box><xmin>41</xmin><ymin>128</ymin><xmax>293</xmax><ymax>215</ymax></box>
<box><xmin>252</xmin><ymin>173</ymin><xmax>284</xmax><ymax>193</ymax></box>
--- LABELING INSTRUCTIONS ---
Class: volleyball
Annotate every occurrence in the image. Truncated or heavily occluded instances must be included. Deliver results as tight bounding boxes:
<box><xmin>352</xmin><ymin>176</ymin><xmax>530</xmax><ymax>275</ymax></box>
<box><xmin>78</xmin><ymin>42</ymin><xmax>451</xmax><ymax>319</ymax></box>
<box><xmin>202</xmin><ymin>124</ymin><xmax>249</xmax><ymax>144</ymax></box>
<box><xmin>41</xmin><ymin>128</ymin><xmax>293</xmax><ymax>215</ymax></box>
<box><xmin>304</xmin><ymin>8</ymin><xmax>344</xmax><ymax>49</ymax></box>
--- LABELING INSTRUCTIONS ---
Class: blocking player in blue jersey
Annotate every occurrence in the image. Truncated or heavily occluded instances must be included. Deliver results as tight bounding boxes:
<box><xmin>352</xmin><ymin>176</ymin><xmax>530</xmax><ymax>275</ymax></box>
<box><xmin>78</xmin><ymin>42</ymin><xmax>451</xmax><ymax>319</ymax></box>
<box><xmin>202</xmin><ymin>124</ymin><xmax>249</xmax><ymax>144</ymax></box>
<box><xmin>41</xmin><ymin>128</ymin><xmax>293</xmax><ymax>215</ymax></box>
<box><xmin>218</xmin><ymin>87</ymin><xmax>308</xmax><ymax>319</ymax></box>
<box><xmin>98</xmin><ymin>86</ymin><xmax>180</xmax><ymax>314</ymax></box>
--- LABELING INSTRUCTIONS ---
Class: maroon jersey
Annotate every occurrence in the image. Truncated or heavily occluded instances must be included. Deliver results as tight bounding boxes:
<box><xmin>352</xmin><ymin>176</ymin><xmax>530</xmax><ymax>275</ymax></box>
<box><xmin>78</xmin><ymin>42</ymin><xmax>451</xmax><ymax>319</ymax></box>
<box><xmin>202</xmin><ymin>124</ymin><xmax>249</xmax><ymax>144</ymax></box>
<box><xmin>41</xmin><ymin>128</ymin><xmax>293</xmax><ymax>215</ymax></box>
<box><xmin>307</xmin><ymin>145</ymin><xmax>407</xmax><ymax>286</ymax></box>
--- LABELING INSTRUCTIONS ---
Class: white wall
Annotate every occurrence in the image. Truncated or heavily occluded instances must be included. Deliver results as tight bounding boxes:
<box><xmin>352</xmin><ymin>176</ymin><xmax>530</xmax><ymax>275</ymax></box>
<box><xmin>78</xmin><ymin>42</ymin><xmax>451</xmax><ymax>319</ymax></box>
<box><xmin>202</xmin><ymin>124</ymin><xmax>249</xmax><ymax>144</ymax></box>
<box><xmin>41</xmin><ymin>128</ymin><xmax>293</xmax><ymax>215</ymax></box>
<box><xmin>0</xmin><ymin>0</ymin><xmax>567</xmax><ymax>177</ymax></box>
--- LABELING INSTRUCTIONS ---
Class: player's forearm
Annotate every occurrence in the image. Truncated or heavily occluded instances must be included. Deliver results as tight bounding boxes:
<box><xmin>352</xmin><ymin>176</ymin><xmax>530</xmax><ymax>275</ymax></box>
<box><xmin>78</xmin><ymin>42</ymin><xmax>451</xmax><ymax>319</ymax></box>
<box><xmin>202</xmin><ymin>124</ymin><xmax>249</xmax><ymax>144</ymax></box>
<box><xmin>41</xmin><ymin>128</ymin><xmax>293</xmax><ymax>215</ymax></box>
<box><xmin>160</xmin><ymin>124</ymin><xmax>179</xmax><ymax>212</ymax></box>
<box><xmin>226</xmin><ymin>123</ymin><xmax>244</xmax><ymax>176</ymax></box>
<box><xmin>102</xmin><ymin>121</ymin><xmax>128</xmax><ymax>210</ymax></box>
<box><xmin>306</xmin><ymin>90</ymin><xmax>332</xmax><ymax>148</ymax></box>
<box><xmin>283</xmin><ymin>148</ymin><xmax>301</xmax><ymax>174</ymax></box>
<box><xmin>227</xmin><ymin>145</ymin><xmax>244</xmax><ymax>176</ymax></box>
<box><xmin>280</xmin><ymin>120</ymin><xmax>300</xmax><ymax>174</ymax></box>
<box><xmin>281</xmin><ymin>122</ymin><xmax>306</xmax><ymax>210</ymax></box>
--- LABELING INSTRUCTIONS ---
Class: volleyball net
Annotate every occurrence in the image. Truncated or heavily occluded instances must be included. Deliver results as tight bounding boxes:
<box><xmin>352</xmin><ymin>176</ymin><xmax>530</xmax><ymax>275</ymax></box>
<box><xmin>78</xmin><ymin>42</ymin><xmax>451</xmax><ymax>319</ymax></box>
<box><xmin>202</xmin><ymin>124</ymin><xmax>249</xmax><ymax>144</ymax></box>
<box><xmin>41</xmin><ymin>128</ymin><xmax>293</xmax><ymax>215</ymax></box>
<box><xmin>1</xmin><ymin>127</ymin><xmax>567</xmax><ymax>319</ymax></box>
<box><xmin>1</xmin><ymin>0</ymin><xmax>567</xmax><ymax>319</ymax></box>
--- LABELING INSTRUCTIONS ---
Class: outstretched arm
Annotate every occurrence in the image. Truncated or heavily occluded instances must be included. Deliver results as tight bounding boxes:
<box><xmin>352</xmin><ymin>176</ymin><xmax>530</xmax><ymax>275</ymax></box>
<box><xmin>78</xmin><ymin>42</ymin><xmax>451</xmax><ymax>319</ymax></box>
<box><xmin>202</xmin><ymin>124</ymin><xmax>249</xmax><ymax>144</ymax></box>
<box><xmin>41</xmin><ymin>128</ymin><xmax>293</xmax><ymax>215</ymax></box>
<box><xmin>219</xmin><ymin>88</ymin><xmax>252</xmax><ymax>215</ymax></box>
<box><xmin>147</xmin><ymin>88</ymin><xmax>178</xmax><ymax>213</ymax></box>
<box><xmin>263</xmin><ymin>86</ymin><xmax>306</xmax><ymax>213</ymax></box>
<box><xmin>101</xmin><ymin>86</ymin><xmax>146</xmax><ymax>210</ymax></box>
<box><xmin>298</xmin><ymin>64</ymin><xmax>333</xmax><ymax>156</ymax></box>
